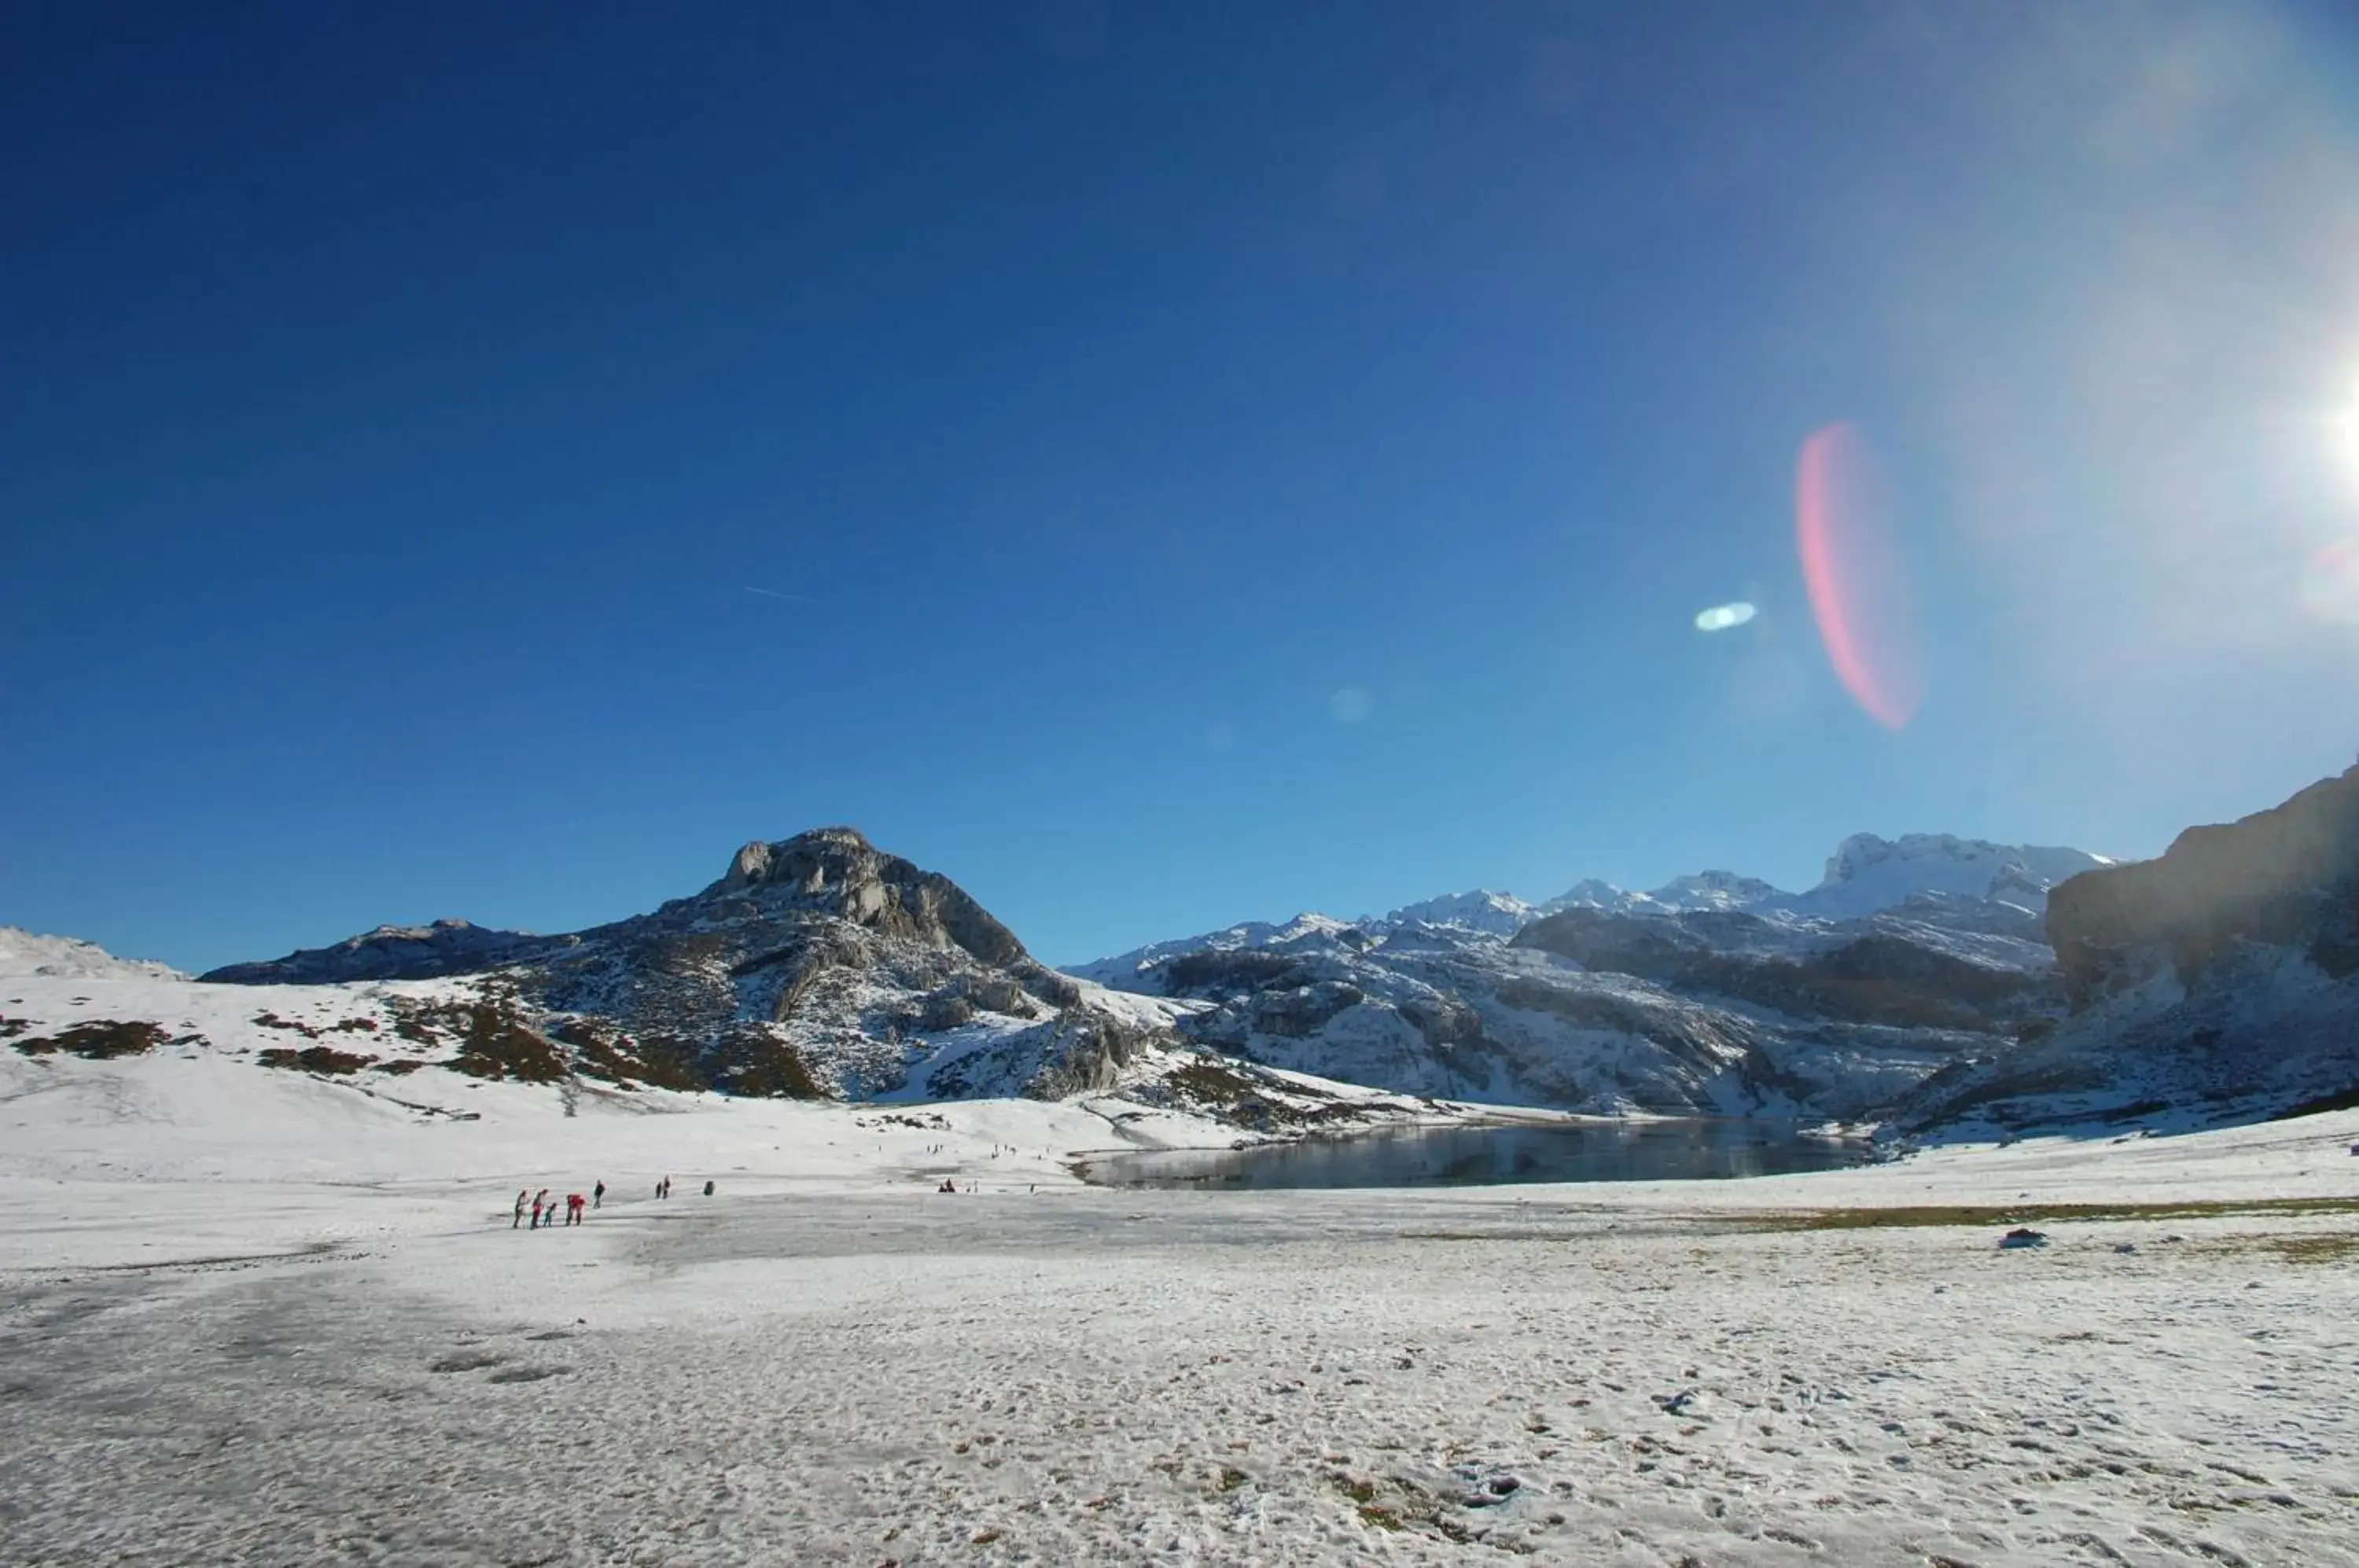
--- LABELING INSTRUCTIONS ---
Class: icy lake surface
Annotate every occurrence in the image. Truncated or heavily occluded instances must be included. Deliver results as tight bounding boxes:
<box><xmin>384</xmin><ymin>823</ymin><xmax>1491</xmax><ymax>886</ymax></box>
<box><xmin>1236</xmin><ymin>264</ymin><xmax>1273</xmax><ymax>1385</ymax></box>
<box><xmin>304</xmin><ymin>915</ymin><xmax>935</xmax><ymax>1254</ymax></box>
<box><xmin>1080</xmin><ymin>1119</ymin><xmax>1870</xmax><ymax>1189</ymax></box>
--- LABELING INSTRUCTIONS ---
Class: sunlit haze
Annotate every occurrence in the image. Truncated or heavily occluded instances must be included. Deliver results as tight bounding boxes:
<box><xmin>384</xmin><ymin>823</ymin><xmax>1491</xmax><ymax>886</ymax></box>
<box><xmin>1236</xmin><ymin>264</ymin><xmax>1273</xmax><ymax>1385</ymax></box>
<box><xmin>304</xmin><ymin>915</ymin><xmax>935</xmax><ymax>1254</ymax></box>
<box><xmin>6</xmin><ymin>2</ymin><xmax>2358</xmax><ymax>972</ymax></box>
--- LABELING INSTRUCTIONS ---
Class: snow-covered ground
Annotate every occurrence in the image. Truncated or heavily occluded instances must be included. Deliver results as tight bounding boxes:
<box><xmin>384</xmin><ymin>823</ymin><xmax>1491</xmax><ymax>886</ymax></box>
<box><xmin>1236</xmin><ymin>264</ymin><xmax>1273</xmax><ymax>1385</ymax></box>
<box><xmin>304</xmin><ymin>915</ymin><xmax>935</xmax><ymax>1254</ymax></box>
<box><xmin>6</xmin><ymin>994</ymin><xmax>2358</xmax><ymax>1567</ymax></box>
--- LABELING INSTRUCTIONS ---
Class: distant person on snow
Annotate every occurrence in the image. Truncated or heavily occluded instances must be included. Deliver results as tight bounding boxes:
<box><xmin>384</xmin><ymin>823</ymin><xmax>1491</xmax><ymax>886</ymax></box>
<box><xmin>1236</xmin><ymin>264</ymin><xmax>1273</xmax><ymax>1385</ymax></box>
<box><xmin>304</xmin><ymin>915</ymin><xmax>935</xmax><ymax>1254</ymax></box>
<box><xmin>566</xmin><ymin>1193</ymin><xmax>586</xmax><ymax>1226</ymax></box>
<box><xmin>592</xmin><ymin>1180</ymin><xmax>605</xmax><ymax>1209</ymax></box>
<box><xmin>528</xmin><ymin>1193</ymin><xmax>543</xmax><ymax>1229</ymax></box>
<box><xmin>535</xmin><ymin>1189</ymin><xmax>550</xmax><ymax>1229</ymax></box>
<box><xmin>703</xmin><ymin>1179</ymin><xmax>715</xmax><ymax>1196</ymax></box>
<box><xmin>513</xmin><ymin>1190</ymin><xmax>528</xmax><ymax>1229</ymax></box>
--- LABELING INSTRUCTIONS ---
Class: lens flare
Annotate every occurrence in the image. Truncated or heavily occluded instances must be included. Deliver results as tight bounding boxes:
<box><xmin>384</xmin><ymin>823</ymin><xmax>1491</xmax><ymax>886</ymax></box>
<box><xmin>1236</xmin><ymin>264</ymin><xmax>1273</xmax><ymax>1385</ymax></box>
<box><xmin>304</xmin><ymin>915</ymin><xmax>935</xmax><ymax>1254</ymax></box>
<box><xmin>1694</xmin><ymin>602</ymin><xmax>1757</xmax><ymax>631</ymax></box>
<box><xmin>2301</xmin><ymin>537</ymin><xmax>2359</xmax><ymax>624</ymax></box>
<box><xmin>1795</xmin><ymin>422</ymin><xmax>1925</xmax><ymax>730</ymax></box>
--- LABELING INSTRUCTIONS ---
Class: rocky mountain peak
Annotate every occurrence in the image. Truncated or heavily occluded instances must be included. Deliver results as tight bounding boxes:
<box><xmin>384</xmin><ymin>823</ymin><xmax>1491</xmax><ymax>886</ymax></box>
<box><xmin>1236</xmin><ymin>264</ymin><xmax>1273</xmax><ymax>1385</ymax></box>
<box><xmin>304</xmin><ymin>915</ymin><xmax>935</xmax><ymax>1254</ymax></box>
<box><xmin>1822</xmin><ymin>834</ymin><xmax>1987</xmax><ymax>883</ymax></box>
<box><xmin>714</xmin><ymin>826</ymin><xmax>874</xmax><ymax>897</ymax></box>
<box><xmin>1383</xmin><ymin>889</ymin><xmax>1534</xmax><ymax>935</ymax></box>
<box><xmin>1651</xmin><ymin>870</ymin><xmax>1781</xmax><ymax>911</ymax></box>
<box><xmin>701</xmin><ymin>827</ymin><xmax>1027</xmax><ymax>969</ymax></box>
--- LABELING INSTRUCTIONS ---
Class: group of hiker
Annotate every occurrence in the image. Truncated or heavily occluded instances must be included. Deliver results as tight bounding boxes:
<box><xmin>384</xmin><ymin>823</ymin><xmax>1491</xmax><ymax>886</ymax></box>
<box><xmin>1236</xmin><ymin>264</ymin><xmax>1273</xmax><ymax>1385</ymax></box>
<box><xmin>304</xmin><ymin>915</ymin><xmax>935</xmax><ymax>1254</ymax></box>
<box><xmin>514</xmin><ymin>1182</ymin><xmax>606</xmax><ymax>1229</ymax></box>
<box><xmin>511</xmin><ymin>1174</ymin><xmax>715</xmax><ymax>1228</ymax></box>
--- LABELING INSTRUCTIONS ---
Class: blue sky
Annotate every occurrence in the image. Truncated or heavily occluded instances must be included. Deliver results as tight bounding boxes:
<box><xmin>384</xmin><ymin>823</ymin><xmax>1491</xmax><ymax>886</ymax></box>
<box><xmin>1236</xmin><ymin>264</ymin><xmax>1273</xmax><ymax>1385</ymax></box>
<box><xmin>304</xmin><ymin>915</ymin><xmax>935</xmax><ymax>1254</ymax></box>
<box><xmin>6</xmin><ymin>1</ymin><xmax>2359</xmax><ymax>974</ymax></box>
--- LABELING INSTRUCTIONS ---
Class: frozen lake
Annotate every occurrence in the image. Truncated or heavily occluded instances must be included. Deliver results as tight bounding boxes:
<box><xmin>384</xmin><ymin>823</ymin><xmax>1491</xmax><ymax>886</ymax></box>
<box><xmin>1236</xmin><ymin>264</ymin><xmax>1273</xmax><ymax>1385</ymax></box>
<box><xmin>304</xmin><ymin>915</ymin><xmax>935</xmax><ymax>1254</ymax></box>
<box><xmin>1078</xmin><ymin>1118</ymin><xmax>1871</xmax><ymax>1189</ymax></box>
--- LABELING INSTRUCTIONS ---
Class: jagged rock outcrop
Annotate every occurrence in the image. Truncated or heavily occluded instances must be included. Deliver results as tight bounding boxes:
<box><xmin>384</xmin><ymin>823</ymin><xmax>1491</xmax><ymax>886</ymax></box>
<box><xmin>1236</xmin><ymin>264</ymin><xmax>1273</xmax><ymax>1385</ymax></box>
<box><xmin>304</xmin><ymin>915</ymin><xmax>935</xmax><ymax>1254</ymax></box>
<box><xmin>705</xmin><ymin>828</ymin><xmax>1028</xmax><ymax>968</ymax></box>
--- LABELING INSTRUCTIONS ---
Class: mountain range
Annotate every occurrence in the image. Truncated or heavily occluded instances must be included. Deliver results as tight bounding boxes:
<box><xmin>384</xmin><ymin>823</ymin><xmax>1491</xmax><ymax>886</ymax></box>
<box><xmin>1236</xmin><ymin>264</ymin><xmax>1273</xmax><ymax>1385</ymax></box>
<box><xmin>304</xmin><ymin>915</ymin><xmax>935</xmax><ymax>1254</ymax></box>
<box><xmin>1066</xmin><ymin>834</ymin><xmax>2109</xmax><ymax>1120</ymax></box>
<box><xmin>11</xmin><ymin>765</ymin><xmax>2359</xmax><ymax>1137</ymax></box>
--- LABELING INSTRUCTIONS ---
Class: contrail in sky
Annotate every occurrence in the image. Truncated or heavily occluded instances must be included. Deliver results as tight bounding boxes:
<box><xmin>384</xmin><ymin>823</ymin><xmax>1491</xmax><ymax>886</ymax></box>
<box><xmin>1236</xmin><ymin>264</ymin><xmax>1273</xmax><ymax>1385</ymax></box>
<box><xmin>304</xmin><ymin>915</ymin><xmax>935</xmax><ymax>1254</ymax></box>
<box><xmin>743</xmin><ymin>587</ymin><xmax>812</xmax><ymax>603</ymax></box>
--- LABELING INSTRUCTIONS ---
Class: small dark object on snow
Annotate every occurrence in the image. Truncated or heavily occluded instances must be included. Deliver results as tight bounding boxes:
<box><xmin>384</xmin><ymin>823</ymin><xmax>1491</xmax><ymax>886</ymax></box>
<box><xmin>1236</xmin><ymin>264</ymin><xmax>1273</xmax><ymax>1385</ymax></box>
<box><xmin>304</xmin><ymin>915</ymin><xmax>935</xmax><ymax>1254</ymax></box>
<box><xmin>703</xmin><ymin>1179</ymin><xmax>715</xmax><ymax>1196</ymax></box>
<box><xmin>2114</xmin><ymin>1242</ymin><xmax>2137</xmax><ymax>1254</ymax></box>
<box><xmin>1998</xmin><ymin>1227</ymin><xmax>2048</xmax><ymax>1250</ymax></box>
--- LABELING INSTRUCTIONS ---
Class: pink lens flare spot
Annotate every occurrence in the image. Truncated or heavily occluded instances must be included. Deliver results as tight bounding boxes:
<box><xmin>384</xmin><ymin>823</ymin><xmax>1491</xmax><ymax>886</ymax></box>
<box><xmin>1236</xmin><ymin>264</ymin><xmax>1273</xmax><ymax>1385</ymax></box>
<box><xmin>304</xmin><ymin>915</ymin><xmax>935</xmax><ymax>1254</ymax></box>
<box><xmin>2301</xmin><ymin>537</ymin><xmax>2359</xmax><ymax>624</ymax></box>
<box><xmin>1795</xmin><ymin>422</ymin><xmax>1926</xmax><ymax>731</ymax></box>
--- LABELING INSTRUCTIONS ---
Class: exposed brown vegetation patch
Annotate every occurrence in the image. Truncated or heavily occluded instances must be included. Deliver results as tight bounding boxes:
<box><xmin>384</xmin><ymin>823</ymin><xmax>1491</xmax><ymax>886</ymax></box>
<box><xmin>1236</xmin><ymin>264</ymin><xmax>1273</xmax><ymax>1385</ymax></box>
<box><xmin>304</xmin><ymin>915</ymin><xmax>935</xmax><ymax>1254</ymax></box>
<box><xmin>547</xmin><ymin>1014</ymin><xmax>821</xmax><ymax>1099</ymax></box>
<box><xmin>2261</xmin><ymin>1233</ymin><xmax>2359</xmax><ymax>1265</ymax></box>
<box><xmin>548</xmin><ymin>1016</ymin><xmax>691</xmax><ymax>1091</ymax></box>
<box><xmin>13</xmin><ymin>1020</ymin><xmax>172</xmax><ymax>1060</ymax></box>
<box><xmin>1730</xmin><ymin>1196</ymin><xmax>2359</xmax><ymax>1234</ymax></box>
<box><xmin>256</xmin><ymin>1043</ymin><xmax>376</xmax><ymax>1075</ymax></box>
<box><xmin>388</xmin><ymin>998</ymin><xmax>569</xmax><ymax>1083</ymax></box>
<box><xmin>704</xmin><ymin>1025</ymin><xmax>824</xmax><ymax>1099</ymax></box>
<box><xmin>1157</xmin><ymin>1055</ymin><xmax>1365</xmax><ymax>1130</ymax></box>
<box><xmin>372</xmin><ymin>1058</ymin><xmax>429</xmax><ymax>1076</ymax></box>
<box><xmin>252</xmin><ymin>1011</ymin><xmax>320</xmax><ymax>1038</ymax></box>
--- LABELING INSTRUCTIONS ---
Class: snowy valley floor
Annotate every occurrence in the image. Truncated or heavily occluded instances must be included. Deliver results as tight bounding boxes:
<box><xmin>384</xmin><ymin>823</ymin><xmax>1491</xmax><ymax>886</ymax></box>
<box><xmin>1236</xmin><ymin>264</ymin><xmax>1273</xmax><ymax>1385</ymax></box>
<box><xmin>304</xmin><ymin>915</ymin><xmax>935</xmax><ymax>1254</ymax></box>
<box><xmin>5</xmin><ymin>1102</ymin><xmax>2359</xmax><ymax>1566</ymax></box>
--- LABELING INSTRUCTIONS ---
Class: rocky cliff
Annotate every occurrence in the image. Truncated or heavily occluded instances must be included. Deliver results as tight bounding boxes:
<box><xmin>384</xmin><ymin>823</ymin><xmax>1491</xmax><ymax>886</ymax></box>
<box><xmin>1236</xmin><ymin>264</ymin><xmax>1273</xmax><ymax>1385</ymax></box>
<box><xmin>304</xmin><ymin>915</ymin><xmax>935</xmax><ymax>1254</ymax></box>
<box><xmin>1889</xmin><ymin>764</ymin><xmax>2359</xmax><ymax>1136</ymax></box>
<box><xmin>2046</xmin><ymin>764</ymin><xmax>2359</xmax><ymax>1005</ymax></box>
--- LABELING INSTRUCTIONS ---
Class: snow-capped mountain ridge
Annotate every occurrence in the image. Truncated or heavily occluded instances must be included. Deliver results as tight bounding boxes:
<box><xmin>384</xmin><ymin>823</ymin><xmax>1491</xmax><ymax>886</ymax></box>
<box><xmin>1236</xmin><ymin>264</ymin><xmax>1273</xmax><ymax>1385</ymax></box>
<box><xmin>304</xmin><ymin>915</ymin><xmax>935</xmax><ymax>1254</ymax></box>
<box><xmin>1382</xmin><ymin>890</ymin><xmax>1536</xmax><ymax>936</ymax></box>
<box><xmin>1059</xmin><ymin>828</ymin><xmax>2125</xmax><ymax>1118</ymax></box>
<box><xmin>1794</xmin><ymin>834</ymin><xmax>2116</xmax><ymax>920</ymax></box>
<box><xmin>1080</xmin><ymin>832</ymin><xmax>2117</xmax><ymax>970</ymax></box>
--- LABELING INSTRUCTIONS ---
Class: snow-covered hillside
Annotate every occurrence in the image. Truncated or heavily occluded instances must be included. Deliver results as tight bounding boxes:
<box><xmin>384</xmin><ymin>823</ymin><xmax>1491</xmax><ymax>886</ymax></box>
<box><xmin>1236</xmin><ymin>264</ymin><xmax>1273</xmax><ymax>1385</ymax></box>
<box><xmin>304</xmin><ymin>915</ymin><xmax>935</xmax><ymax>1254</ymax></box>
<box><xmin>9</xmin><ymin>831</ymin><xmax>1517</xmax><ymax>1140</ymax></box>
<box><xmin>0</xmin><ymin>925</ymin><xmax>183</xmax><ymax>982</ymax></box>
<box><xmin>1</xmin><ymin>953</ymin><xmax>1495</xmax><ymax>1191</ymax></box>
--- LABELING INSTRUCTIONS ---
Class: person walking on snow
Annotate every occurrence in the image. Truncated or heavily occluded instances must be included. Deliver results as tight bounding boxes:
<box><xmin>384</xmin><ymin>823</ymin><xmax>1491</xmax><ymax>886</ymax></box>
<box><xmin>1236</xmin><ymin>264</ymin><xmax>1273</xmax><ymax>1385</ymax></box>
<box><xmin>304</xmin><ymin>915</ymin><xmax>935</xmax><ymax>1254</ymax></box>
<box><xmin>592</xmin><ymin>1180</ymin><xmax>605</xmax><ymax>1209</ymax></box>
<box><xmin>566</xmin><ymin>1193</ymin><xmax>586</xmax><ymax>1226</ymax></box>
<box><xmin>513</xmin><ymin>1190</ymin><xmax>528</xmax><ymax>1229</ymax></box>
<box><xmin>534</xmin><ymin>1188</ymin><xmax>550</xmax><ymax>1229</ymax></box>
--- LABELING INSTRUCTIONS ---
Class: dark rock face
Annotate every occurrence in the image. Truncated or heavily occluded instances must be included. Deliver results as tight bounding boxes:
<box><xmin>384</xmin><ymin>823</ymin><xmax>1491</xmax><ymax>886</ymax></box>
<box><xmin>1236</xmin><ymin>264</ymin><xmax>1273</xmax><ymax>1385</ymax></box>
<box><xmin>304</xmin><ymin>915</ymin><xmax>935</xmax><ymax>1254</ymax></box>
<box><xmin>1511</xmin><ymin>910</ymin><xmax>2052</xmax><ymax>1032</ymax></box>
<box><xmin>2048</xmin><ymin>764</ymin><xmax>2359</xmax><ymax>1006</ymax></box>
<box><xmin>201</xmin><ymin>829</ymin><xmax>1167</xmax><ymax>1102</ymax></box>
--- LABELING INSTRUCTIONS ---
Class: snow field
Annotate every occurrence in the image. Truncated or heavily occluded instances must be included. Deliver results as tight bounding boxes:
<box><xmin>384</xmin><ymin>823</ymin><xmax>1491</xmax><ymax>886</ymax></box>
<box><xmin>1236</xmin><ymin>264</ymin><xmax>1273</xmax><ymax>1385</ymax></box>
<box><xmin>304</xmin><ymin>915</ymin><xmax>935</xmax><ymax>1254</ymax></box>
<box><xmin>1</xmin><ymin>1106</ymin><xmax>2355</xmax><ymax>1565</ymax></box>
<box><xmin>5</xmin><ymin>1176</ymin><xmax>2357</xmax><ymax>1566</ymax></box>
